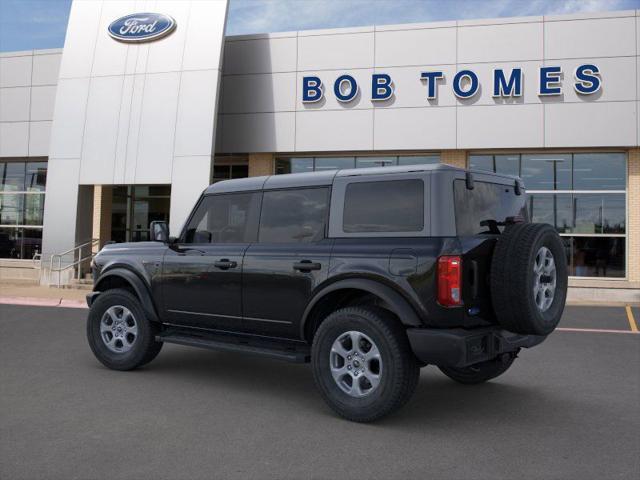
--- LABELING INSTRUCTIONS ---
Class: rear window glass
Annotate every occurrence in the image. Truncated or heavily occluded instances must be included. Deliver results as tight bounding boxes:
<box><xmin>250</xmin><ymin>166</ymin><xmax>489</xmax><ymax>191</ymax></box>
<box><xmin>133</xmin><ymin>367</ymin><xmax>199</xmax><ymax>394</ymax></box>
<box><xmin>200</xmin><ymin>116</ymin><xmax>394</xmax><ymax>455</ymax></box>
<box><xmin>454</xmin><ymin>180</ymin><xmax>528</xmax><ymax>235</ymax></box>
<box><xmin>343</xmin><ymin>179</ymin><xmax>424</xmax><ymax>233</ymax></box>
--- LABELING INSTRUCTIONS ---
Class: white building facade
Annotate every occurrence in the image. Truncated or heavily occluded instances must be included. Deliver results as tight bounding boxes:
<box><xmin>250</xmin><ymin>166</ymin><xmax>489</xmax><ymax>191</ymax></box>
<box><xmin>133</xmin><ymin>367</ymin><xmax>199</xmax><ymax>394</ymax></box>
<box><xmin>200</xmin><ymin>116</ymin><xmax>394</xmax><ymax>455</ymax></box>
<box><xmin>0</xmin><ymin>1</ymin><xmax>638</xmax><ymax>300</ymax></box>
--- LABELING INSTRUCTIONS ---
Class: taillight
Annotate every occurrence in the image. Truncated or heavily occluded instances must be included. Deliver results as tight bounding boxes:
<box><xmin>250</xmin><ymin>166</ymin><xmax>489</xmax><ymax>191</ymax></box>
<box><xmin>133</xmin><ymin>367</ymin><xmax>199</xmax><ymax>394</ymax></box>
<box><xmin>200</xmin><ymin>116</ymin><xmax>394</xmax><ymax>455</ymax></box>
<box><xmin>437</xmin><ymin>256</ymin><xmax>462</xmax><ymax>307</ymax></box>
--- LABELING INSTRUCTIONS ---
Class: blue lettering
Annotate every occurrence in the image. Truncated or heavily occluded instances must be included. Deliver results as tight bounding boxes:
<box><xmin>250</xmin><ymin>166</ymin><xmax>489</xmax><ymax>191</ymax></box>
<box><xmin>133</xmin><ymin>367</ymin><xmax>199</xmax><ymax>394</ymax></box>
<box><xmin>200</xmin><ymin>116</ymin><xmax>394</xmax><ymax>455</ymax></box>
<box><xmin>334</xmin><ymin>74</ymin><xmax>358</xmax><ymax>102</ymax></box>
<box><xmin>302</xmin><ymin>76</ymin><xmax>323</xmax><ymax>103</ymax></box>
<box><xmin>574</xmin><ymin>64</ymin><xmax>601</xmax><ymax>94</ymax></box>
<box><xmin>493</xmin><ymin>68</ymin><xmax>523</xmax><ymax>97</ymax></box>
<box><xmin>453</xmin><ymin>70</ymin><xmax>479</xmax><ymax>99</ymax></box>
<box><xmin>420</xmin><ymin>71</ymin><xmax>444</xmax><ymax>99</ymax></box>
<box><xmin>539</xmin><ymin>66</ymin><xmax>562</xmax><ymax>96</ymax></box>
<box><xmin>371</xmin><ymin>73</ymin><xmax>394</xmax><ymax>101</ymax></box>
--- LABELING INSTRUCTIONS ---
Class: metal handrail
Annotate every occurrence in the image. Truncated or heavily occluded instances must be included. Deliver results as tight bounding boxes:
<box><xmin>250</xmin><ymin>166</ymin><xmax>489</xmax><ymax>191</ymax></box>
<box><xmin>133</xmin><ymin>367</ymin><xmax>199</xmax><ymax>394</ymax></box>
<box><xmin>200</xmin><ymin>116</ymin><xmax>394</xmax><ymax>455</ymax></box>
<box><xmin>49</xmin><ymin>238</ymin><xmax>100</xmax><ymax>287</ymax></box>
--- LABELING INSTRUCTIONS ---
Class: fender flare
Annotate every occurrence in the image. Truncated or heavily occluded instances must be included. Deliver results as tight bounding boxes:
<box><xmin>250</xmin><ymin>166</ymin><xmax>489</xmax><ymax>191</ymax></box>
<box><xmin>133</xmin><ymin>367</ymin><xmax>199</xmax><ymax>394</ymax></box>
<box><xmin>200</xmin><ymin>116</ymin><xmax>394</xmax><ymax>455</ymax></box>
<box><xmin>300</xmin><ymin>278</ymin><xmax>422</xmax><ymax>338</ymax></box>
<box><xmin>93</xmin><ymin>268</ymin><xmax>160</xmax><ymax>322</ymax></box>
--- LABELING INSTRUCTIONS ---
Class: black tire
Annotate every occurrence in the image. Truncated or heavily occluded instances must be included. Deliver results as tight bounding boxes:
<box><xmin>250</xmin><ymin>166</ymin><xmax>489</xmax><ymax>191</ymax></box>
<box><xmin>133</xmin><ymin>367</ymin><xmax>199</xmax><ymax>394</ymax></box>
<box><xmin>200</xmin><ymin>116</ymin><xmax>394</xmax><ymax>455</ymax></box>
<box><xmin>87</xmin><ymin>288</ymin><xmax>163</xmax><ymax>371</ymax></box>
<box><xmin>490</xmin><ymin>223</ymin><xmax>568</xmax><ymax>335</ymax></box>
<box><xmin>311</xmin><ymin>306</ymin><xmax>419</xmax><ymax>423</ymax></box>
<box><xmin>439</xmin><ymin>353</ymin><xmax>516</xmax><ymax>385</ymax></box>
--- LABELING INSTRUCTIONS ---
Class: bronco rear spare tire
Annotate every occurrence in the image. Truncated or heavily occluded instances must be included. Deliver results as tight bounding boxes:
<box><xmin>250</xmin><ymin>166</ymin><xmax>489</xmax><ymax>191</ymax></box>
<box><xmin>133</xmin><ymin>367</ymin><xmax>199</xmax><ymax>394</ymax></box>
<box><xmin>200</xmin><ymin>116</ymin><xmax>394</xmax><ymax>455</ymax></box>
<box><xmin>490</xmin><ymin>223</ymin><xmax>567</xmax><ymax>335</ymax></box>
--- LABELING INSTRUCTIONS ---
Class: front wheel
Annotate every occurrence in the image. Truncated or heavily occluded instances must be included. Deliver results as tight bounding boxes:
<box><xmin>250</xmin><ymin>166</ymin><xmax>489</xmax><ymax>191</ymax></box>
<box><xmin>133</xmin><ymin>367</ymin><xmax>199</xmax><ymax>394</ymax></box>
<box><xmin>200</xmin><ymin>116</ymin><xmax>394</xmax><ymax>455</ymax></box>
<box><xmin>312</xmin><ymin>306</ymin><xmax>419</xmax><ymax>422</ymax></box>
<box><xmin>87</xmin><ymin>288</ymin><xmax>163</xmax><ymax>371</ymax></box>
<box><xmin>438</xmin><ymin>353</ymin><xmax>516</xmax><ymax>385</ymax></box>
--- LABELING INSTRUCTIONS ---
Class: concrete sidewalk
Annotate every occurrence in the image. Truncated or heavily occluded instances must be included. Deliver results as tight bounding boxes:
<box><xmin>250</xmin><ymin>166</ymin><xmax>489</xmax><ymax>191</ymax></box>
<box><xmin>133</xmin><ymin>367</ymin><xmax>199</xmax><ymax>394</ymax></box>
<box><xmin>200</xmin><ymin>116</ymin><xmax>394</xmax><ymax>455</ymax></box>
<box><xmin>0</xmin><ymin>281</ymin><xmax>88</xmax><ymax>308</ymax></box>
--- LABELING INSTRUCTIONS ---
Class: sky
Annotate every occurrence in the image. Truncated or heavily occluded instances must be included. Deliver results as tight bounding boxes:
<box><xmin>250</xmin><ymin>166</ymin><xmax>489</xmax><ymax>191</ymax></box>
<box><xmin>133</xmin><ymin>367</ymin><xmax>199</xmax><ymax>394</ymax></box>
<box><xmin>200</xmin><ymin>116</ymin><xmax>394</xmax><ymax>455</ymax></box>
<box><xmin>0</xmin><ymin>0</ymin><xmax>639</xmax><ymax>52</ymax></box>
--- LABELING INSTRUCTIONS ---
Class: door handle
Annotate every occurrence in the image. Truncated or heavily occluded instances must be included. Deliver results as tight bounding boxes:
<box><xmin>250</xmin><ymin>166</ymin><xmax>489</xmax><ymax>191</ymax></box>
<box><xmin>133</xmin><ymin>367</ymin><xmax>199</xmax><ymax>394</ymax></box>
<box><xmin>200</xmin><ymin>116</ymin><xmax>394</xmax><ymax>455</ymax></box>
<box><xmin>214</xmin><ymin>259</ymin><xmax>238</xmax><ymax>270</ymax></box>
<box><xmin>293</xmin><ymin>260</ymin><xmax>322</xmax><ymax>272</ymax></box>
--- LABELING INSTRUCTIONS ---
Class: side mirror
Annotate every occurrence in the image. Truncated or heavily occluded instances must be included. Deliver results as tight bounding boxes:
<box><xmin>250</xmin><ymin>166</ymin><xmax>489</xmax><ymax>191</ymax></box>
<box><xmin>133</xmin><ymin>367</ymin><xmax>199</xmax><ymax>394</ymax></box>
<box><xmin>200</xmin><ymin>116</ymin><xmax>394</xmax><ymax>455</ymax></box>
<box><xmin>150</xmin><ymin>221</ymin><xmax>169</xmax><ymax>243</ymax></box>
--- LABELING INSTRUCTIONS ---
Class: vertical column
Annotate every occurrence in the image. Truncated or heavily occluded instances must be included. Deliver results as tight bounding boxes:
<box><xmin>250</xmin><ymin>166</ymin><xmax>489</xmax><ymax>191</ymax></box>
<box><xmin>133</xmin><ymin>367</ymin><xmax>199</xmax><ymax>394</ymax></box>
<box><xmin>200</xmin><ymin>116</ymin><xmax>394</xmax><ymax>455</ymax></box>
<box><xmin>440</xmin><ymin>150</ymin><xmax>467</xmax><ymax>169</ymax></box>
<box><xmin>92</xmin><ymin>185</ymin><xmax>112</xmax><ymax>251</ymax></box>
<box><xmin>627</xmin><ymin>148</ymin><xmax>639</xmax><ymax>283</ymax></box>
<box><xmin>248</xmin><ymin>153</ymin><xmax>275</xmax><ymax>177</ymax></box>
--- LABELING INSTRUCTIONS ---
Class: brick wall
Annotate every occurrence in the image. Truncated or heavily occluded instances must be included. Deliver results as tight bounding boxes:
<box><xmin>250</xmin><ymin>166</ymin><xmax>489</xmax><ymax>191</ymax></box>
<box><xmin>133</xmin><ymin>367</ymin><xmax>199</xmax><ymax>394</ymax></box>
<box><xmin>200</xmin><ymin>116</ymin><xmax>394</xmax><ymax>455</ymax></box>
<box><xmin>441</xmin><ymin>150</ymin><xmax>467</xmax><ymax>168</ymax></box>
<box><xmin>92</xmin><ymin>186</ymin><xmax>112</xmax><ymax>251</ymax></box>
<box><xmin>628</xmin><ymin>148</ymin><xmax>639</xmax><ymax>282</ymax></box>
<box><xmin>248</xmin><ymin>153</ymin><xmax>274</xmax><ymax>177</ymax></box>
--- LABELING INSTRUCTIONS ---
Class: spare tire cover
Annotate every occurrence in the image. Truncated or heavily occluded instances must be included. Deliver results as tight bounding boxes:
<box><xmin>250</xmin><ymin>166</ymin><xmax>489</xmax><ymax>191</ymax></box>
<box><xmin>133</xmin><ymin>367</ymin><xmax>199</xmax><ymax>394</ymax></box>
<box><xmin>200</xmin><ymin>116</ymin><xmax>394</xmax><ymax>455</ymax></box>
<box><xmin>490</xmin><ymin>223</ymin><xmax>568</xmax><ymax>335</ymax></box>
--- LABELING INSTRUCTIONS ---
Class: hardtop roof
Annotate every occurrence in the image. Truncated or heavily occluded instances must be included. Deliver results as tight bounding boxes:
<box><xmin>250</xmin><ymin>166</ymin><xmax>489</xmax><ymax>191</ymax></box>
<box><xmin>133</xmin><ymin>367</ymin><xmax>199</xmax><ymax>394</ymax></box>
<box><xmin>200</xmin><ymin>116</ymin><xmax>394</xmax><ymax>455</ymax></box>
<box><xmin>203</xmin><ymin>163</ymin><xmax>519</xmax><ymax>194</ymax></box>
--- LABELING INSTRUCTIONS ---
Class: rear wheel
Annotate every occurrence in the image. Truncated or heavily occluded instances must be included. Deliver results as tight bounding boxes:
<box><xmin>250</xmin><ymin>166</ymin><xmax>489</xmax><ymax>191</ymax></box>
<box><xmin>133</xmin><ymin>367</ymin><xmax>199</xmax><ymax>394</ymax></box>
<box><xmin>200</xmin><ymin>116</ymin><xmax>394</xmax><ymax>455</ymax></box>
<box><xmin>312</xmin><ymin>306</ymin><xmax>419</xmax><ymax>423</ymax></box>
<box><xmin>438</xmin><ymin>353</ymin><xmax>517</xmax><ymax>385</ymax></box>
<box><xmin>87</xmin><ymin>289</ymin><xmax>163</xmax><ymax>371</ymax></box>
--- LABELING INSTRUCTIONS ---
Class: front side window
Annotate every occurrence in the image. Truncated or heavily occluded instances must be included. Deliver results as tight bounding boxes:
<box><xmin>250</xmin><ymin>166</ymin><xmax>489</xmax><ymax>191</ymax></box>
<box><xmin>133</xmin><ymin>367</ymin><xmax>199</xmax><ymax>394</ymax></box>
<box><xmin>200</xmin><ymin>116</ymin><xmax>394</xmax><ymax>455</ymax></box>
<box><xmin>184</xmin><ymin>193</ymin><xmax>260</xmax><ymax>244</ymax></box>
<box><xmin>343</xmin><ymin>179</ymin><xmax>424</xmax><ymax>233</ymax></box>
<box><xmin>259</xmin><ymin>188</ymin><xmax>329</xmax><ymax>243</ymax></box>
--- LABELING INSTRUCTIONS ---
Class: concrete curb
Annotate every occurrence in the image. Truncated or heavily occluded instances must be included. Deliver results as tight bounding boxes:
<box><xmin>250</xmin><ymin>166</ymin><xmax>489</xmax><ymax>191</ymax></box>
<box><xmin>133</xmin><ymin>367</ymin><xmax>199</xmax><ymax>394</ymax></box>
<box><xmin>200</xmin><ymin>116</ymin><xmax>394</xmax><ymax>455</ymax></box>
<box><xmin>0</xmin><ymin>296</ymin><xmax>87</xmax><ymax>309</ymax></box>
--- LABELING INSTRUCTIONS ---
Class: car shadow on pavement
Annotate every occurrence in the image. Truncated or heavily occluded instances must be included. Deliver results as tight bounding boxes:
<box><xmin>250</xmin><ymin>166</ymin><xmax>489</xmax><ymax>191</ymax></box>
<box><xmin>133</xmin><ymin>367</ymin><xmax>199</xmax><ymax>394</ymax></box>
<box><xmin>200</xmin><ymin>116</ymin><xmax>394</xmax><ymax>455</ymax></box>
<box><xmin>135</xmin><ymin>345</ymin><xmax>564</xmax><ymax>427</ymax></box>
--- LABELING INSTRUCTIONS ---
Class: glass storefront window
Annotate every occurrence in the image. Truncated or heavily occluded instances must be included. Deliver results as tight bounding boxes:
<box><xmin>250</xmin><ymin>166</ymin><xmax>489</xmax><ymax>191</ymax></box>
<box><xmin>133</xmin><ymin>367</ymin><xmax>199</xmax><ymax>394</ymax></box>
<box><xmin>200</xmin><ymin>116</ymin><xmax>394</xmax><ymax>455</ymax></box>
<box><xmin>564</xmin><ymin>236</ymin><xmax>625</xmax><ymax>278</ymax></box>
<box><xmin>469</xmin><ymin>152</ymin><xmax>627</xmax><ymax>278</ymax></box>
<box><xmin>572</xmin><ymin>153</ymin><xmax>626</xmax><ymax>190</ymax></box>
<box><xmin>315</xmin><ymin>157</ymin><xmax>355</xmax><ymax>171</ymax></box>
<box><xmin>1</xmin><ymin>162</ymin><xmax>26</xmax><ymax>192</ymax></box>
<box><xmin>356</xmin><ymin>157</ymin><xmax>396</xmax><ymax>168</ymax></box>
<box><xmin>276</xmin><ymin>154</ymin><xmax>441</xmax><ymax>174</ymax></box>
<box><xmin>494</xmin><ymin>155</ymin><xmax>520</xmax><ymax>176</ymax></box>
<box><xmin>25</xmin><ymin>162</ymin><xmax>47</xmax><ymax>192</ymax></box>
<box><xmin>521</xmin><ymin>154</ymin><xmax>572</xmax><ymax>190</ymax></box>
<box><xmin>0</xmin><ymin>194</ymin><xmax>24</xmax><ymax>225</ymax></box>
<box><xmin>469</xmin><ymin>155</ymin><xmax>493</xmax><ymax>171</ymax></box>
<box><xmin>528</xmin><ymin>194</ymin><xmax>573</xmax><ymax>233</ymax></box>
<box><xmin>398</xmin><ymin>155</ymin><xmax>440</xmax><ymax>165</ymax></box>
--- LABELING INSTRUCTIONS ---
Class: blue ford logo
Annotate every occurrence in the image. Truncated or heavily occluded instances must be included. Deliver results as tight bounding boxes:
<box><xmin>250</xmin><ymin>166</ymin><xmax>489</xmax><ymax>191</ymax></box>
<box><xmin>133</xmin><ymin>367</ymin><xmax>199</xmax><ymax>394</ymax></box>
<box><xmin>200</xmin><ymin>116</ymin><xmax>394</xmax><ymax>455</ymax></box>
<box><xmin>108</xmin><ymin>13</ymin><xmax>176</xmax><ymax>43</ymax></box>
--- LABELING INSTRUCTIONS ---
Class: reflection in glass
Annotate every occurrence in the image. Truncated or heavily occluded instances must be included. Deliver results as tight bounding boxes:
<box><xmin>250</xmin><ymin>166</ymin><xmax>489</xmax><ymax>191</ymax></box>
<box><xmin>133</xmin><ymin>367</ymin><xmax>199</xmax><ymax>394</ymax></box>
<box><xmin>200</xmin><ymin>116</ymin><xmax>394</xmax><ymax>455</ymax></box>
<box><xmin>25</xmin><ymin>162</ymin><xmax>47</xmax><ymax>192</ymax></box>
<box><xmin>398</xmin><ymin>155</ymin><xmax>440</xmax><ymax>166</ymax></box>
<box><xmin>521</xmin><ymin>154</ymin><xmax>572</xmax><ymax>190</ymax></box>
<box><xmin>315</xmin><ymin>157</ymin><xmax>355</xmax><ymax>171</ymax></box>
<box><xmin>564</xmin><ymin>236</ymin><xmax>625</xmax><ymax>278</ymax></box>
<box><xmin>528</xmin><ymin>194</ymin><xmax>572</xmax><ymax>233</ymax></box>
<box><xmin>494</xmin><ymin>155</ymin><xmax>520</xmax><ymax>176</ymax></box>
<box><xmin>275</xmin><ymin>158</ymin><xmax>313</xmax><ymax>174</ymax></box>
<box><xmin>0</xmin><ymin>193</ymin><xmax>24</xmax><ymax>225</ymax></box>
<box><xmin>1</xmin><ymin>163</ymin><xmax>26</xmax><ymax>191</ymax></box>
<box><xmin>356</xmin><ymin>157</ymin><xmax>397</xmax><ymax>168</ymax></box>
<box><xmin>24</xmin><ymin>194</ymin><xmax>45</xmax><ymax>225</ymax></box>
<box><xmin>468</xmin><ymin>155</ymin><xmax>493</xmax><ymax>172</ymax></box>
<box><xmin>573</xmin><ymin>153</ymin><xmax>625</xmax><ymax>190</ymax></box>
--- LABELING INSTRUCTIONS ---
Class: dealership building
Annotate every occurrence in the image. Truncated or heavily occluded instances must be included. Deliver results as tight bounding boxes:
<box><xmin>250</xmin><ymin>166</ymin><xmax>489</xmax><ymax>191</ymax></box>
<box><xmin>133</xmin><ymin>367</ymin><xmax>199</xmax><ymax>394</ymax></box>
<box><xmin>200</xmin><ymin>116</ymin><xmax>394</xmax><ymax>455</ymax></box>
<box><xmin>0</xmin><ymin>0</ymin><xmax>638</xmax><ymax>300</ymax></box>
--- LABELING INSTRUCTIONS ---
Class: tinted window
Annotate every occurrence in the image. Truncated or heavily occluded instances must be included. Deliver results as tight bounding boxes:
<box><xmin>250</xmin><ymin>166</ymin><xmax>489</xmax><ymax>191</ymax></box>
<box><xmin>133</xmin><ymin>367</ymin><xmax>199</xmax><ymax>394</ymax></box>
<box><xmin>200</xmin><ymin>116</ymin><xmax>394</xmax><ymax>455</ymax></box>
<box><xmin>343</xmin><ymin>180</ymin><xmax>424</xmax><ymax>233</ymax></box>
<box><xmin>521</xmin><ymin>154</ymin><xmax>572</xmax><ymax>190</ymax></box>
<box><xmin>259</xmin><ymin>188</ymin><xmax>329</xmax><ymax>243</ymax></box>
<box><xmin>184</xmin><ymin>193</ymin><xmax>260</xmax><ymax>244</ymax></box>
<box><xmin>572</xmin><ymin>153</ymin><xmax>625</xmax><ymax>190</ymax></box>
<box><xmin>455</xmin><ymin>180</ymin><xmax>528</xmax><ymax>235</ymax></box>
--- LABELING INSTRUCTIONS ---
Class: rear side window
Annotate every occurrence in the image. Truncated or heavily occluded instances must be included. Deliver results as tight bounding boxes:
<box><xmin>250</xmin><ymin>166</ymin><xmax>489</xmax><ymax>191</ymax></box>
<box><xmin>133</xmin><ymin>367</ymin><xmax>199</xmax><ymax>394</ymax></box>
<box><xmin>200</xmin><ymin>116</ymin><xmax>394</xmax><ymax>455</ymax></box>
<box><xmin>343</xmin><ymin>179</ymin><xmax>424</xmax><ymax>233</ymax></box>
<box><xmin>454</xmin><ymin>180</ymin><xmax>528</xmax><ymax>235</ymax></box>
<box><xmin>259</xmin><ymin>188</ymin><xmax>329</xmax><ymax>243</ymax></box>
<box><xmin>184</xmin><ymin>193</ymin><xmax>261</xmax><ymax>244</ymax></box>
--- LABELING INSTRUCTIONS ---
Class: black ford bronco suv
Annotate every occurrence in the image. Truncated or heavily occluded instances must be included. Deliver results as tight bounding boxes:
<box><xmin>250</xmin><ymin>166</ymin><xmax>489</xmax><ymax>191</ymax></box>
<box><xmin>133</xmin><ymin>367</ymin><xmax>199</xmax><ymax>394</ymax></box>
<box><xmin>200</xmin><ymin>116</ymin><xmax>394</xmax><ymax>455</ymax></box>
<box><xmin>87</xmin><ymin>164</ymin><xmax>567</xmax><ymax>422</ymax></box>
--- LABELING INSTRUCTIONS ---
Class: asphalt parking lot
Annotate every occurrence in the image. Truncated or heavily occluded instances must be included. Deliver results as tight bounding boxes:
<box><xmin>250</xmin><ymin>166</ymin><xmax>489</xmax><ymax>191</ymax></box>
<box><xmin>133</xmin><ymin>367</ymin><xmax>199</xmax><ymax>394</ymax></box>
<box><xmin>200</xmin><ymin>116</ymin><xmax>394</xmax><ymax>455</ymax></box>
<box><xmin>1</xmin><ymin>304</ymin><xmax>638</xmax><ymax>480</ymax></box>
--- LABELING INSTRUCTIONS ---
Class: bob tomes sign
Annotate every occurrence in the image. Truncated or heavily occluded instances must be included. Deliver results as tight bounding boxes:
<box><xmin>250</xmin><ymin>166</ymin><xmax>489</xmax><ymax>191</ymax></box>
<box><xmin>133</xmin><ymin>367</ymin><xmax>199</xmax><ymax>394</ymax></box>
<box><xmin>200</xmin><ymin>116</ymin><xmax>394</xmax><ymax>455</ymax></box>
<box><xmin>302</xmin><ymin>64</ymin><xmax>601</xmax><ymax>103</ymax></box>
<box><xmin>108</xmin><ymin>13</ymin><xmax>176</xmax><ymax>43</ymax></box>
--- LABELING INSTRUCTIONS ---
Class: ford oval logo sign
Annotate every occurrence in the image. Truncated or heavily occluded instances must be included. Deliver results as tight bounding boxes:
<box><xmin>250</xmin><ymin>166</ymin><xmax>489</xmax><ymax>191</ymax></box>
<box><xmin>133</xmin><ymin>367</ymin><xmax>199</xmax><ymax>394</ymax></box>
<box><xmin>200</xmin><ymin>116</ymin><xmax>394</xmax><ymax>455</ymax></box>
<box><xmin>108</xmin><ymin>13</ymin><xmax>176</xmax><ymax>43</ymax></box>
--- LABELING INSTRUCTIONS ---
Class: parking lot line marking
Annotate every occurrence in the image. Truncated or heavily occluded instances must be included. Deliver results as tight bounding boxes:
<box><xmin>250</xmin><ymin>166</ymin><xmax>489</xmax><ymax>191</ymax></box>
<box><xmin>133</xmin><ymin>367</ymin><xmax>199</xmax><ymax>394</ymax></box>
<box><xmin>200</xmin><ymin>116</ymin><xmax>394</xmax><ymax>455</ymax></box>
<box><xmin>625</xmin><ymin>306</ymin><xmax>638</xmax><ymax>332</ymax></box>
<box><xmin>556</xmin><ymin>327</ymin><xmax>639</xmax><ymax>335</ymax></box>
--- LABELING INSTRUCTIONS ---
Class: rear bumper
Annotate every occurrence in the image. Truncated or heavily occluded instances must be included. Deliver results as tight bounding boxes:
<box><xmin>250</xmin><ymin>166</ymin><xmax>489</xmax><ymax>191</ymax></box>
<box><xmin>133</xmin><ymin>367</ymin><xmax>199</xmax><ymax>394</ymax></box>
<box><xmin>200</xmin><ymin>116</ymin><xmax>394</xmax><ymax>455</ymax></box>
<box><xmin>407</xmin><ymin>326</ymin><xmax>547</xmax><ymax>368</ymax></box>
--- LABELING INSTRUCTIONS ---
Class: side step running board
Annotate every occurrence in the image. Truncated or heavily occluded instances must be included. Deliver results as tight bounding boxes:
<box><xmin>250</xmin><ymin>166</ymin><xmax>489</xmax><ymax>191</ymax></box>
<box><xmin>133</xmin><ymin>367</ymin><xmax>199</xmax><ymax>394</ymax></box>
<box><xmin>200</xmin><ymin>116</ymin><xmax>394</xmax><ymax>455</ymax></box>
<box><xmin>157</xmin><ymin>330</ymin><xmax>311</xmax><ymax>363</ymax></box>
